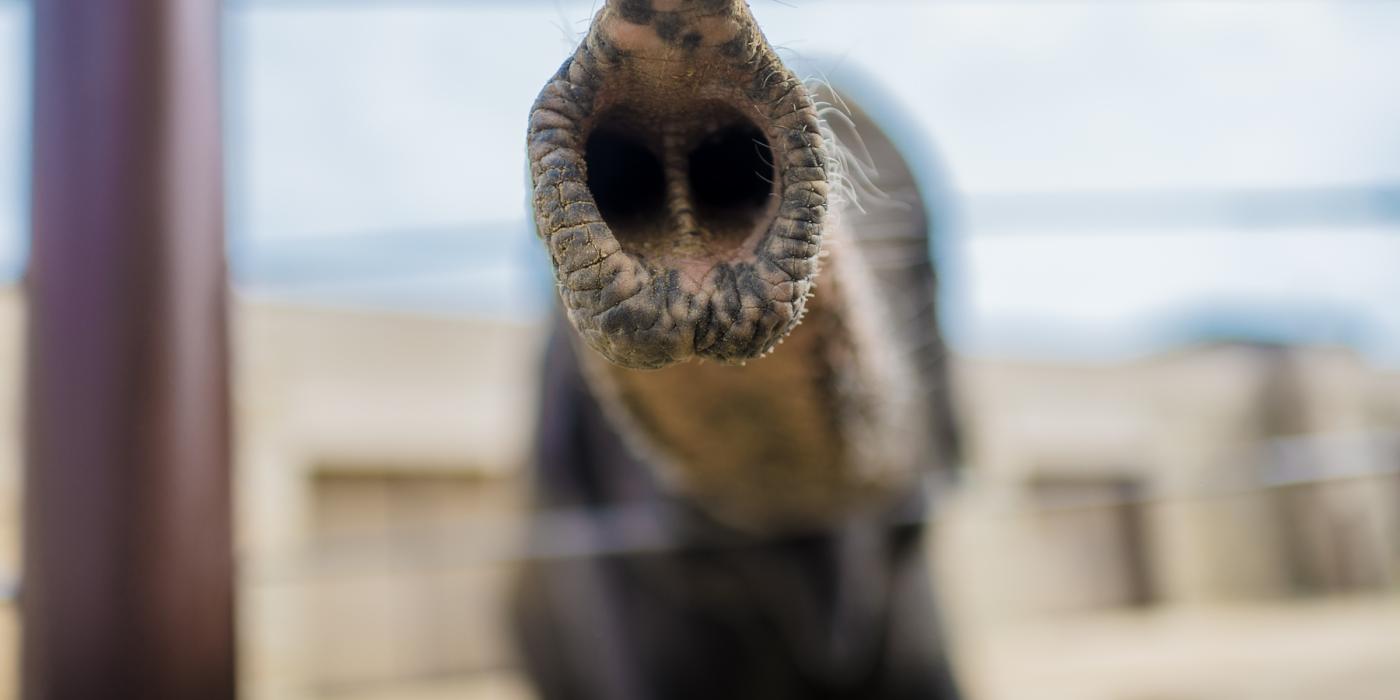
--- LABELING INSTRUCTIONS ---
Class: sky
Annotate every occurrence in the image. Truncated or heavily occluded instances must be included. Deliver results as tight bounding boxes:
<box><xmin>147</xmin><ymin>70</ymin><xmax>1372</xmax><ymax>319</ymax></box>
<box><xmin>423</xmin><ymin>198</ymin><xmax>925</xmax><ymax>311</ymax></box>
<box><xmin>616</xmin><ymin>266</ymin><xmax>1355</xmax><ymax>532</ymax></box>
<box><xmin>222</xmin><ymin>1</ymin><xmax>1400</xmax><ymax>233</ymax></box>
<box><xmin>0</xmin><ymin>2</ymin><xmax>24</xmax><ymax>280</ymax></box>
<box><xmin>4</xmin><ymin>0</ymin><xmax>1400</xmax><ymax>362</ymax></box>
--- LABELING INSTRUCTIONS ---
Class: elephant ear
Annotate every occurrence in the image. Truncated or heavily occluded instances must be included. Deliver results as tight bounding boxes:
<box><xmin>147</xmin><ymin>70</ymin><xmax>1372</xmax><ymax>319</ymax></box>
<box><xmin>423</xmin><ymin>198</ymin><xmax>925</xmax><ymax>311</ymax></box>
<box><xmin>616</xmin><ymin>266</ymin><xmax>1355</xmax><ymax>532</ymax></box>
<box><xmin>799</xmin><ymin>62</ymin><xmax>965</xmax><ymax>481</ymax></box>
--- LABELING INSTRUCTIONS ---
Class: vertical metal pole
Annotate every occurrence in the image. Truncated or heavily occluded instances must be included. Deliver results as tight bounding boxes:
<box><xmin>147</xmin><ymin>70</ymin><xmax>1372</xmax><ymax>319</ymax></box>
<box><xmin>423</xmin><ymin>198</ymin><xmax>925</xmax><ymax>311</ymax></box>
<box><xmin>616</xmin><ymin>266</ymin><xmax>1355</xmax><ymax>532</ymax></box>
<box><xmin>22</xmin><ymin>1</ymin><xmax>235</xmax><ymax>698</ymax></box>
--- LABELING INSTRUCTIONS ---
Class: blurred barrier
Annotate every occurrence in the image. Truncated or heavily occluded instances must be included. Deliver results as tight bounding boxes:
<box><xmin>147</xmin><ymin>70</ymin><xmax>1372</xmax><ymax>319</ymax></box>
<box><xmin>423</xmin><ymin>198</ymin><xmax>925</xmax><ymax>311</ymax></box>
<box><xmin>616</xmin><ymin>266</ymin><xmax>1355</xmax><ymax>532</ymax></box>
<box><xmin>242</xmin><ymin>434</ymin><xmax>1400</xmax><ymax>580</ymax></box>
<box><xmin>231</xmin><ymin>437</ymin><xmax>1399</xmax><ymax>696</ymax></box>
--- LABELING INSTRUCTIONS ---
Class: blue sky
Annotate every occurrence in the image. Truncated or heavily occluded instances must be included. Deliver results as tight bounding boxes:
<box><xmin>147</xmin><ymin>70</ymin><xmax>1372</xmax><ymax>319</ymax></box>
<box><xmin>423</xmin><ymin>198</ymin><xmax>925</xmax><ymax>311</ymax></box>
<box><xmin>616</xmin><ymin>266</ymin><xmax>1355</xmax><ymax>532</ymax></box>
<box><xmin>5</xmin><ymin>1</ymin><xmax>1400</xmax><ymax>363</ymax></box>
<box><xmin>0</xmin><ymin>2</ymin><xmax>24</xmax><ymax>280</ymax></box>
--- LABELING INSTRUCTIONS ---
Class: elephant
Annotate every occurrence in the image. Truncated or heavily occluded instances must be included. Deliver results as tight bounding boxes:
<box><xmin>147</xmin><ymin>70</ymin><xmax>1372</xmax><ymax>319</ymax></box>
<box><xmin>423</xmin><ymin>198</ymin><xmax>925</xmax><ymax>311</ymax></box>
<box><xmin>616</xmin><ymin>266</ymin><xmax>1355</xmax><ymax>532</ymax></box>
<box><xmin>514</xmin><ymin>2</ymin><xmax>963</xmax><ymax>698</ymax></box>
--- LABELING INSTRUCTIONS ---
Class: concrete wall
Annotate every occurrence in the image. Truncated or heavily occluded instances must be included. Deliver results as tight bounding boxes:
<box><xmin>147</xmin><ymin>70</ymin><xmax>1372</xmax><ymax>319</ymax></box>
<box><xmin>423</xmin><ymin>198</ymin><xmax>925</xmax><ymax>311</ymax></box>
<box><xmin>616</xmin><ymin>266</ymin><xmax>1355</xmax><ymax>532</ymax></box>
<box><xmin>0</xmin><ymin>285</ymin><xmax>1396</xmax><ymax>695</ymax></box>
<box><xmin>944</xmin><ymin>343</ymin><xmax>1400</xmax><ymax>624</ymax></box>
<box><xmin>0</xmin><ymin>287</ymin><xmax>19</xmax><ymax>585</ymax></box>
<box><xmin>230</xmin><ymin>300</ymin><xmax>544</xmax><ymax>697</ymax></box>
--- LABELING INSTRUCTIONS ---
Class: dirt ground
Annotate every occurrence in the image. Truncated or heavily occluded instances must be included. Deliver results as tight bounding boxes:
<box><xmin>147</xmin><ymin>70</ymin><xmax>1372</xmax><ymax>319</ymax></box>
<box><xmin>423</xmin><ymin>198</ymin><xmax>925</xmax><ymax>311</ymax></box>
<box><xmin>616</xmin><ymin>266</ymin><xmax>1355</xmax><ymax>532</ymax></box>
<box><xmin>1</xmin><ymin>594</ymin><xmax>1396</xmax><ymax>699</ymax></box>
<box><xmin>954</xmin><ymin>595</ymin><xmax>1400</xmax><ymax>700</ymax></box>
<box><xmin>322</xmin><ymin>594</ymin><xmax>1400</xmax><ymax>700</ymax></box>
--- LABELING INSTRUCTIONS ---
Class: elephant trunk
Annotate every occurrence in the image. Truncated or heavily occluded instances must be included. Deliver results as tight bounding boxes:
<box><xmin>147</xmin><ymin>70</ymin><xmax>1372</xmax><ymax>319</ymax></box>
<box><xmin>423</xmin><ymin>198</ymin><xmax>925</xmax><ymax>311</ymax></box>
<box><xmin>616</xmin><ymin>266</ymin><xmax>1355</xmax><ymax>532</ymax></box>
<box><xmin>528</xmin><ymin>0</ymin><xmax>830</xmax><ymax>370</ymax></box>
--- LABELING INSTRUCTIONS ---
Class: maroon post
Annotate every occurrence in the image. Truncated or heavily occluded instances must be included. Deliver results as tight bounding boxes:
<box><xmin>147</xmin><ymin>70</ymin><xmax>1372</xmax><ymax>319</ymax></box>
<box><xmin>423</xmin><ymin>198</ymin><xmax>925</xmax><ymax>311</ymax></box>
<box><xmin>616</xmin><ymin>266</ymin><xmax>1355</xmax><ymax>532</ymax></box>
<box><xmin>22</xmin><ymin>1</ymin><xmax>235</xmax><ymax>698</ymax></box>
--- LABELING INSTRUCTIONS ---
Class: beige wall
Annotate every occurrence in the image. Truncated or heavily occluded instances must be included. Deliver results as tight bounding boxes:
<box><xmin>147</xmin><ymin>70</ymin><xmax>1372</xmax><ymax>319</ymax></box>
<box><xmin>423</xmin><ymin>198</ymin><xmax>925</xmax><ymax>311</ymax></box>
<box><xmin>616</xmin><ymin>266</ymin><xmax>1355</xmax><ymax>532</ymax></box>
<box><xmin>0</xmin><ymin>288</ymin><xmax>19</xmax><ymax>580</ymax></box>
<box><xmin>0</xmin><ymin>285</ymin><xmax>1396</xmax><ymax>696</ymax></box>
<box><xmin>0</xmin><ymin>288</ymin><xmax>547</xmax><ymax>698</ymax></box>
<box><xmin>944</xmin><ymin>343</ymin><xmax>1400</xmax><ymax>623</ymax></box>
<box><xmin>231</xmin><ymin>300</ymin><xmax>544</xmax><ymax>698</ymax></box>
<box><xmin>0</xmin><ymin>288</ymin><xmax>20</xmax><ymax>700</ymax></box>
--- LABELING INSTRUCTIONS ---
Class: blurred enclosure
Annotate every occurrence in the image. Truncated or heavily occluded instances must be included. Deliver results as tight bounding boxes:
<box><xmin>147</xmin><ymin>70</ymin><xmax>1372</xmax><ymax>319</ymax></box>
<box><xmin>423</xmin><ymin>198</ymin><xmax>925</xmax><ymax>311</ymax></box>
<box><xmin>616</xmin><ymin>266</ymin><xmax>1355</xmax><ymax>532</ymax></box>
<box><xmin>4</xmin><ymin>0</ymin><xmax>1400</xmax><ymax>699</ymax></box>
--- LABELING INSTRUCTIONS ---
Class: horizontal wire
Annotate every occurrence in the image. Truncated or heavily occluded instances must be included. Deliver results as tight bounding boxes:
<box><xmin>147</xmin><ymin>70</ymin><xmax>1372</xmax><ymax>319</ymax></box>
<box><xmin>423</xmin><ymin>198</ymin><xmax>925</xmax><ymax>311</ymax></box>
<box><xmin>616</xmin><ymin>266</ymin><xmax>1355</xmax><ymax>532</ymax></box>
<box><xmin>239</xmin><ymin>457</ymin><xmax>1400</xmax><ymax>585</ymax></box>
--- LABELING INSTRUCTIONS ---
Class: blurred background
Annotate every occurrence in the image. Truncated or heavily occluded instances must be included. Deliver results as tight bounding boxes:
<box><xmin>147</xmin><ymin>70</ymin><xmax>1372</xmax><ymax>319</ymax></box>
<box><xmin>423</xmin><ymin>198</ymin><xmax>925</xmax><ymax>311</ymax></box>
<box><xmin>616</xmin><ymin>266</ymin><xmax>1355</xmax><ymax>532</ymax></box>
<box><xmin>3</xmin><ymin>0</ymin><xmax>1400</xmax><ymax>698</ymax></box>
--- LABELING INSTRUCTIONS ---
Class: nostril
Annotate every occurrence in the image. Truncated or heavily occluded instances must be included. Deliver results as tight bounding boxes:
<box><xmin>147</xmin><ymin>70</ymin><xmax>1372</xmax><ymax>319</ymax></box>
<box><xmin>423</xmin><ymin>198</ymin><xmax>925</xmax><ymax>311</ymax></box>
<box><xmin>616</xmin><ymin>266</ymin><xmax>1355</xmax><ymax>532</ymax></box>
<box><xmin>689</xmin><ymin>123</ymin><xmax>774</xmax><ymax>221</ymax></box>
<box><xmin>581</xmin><ymin>104</ymin><xmax>778</xmax><ymax>258</ymax></box>
<box><xmin>586</xmin><ymin>129</ymin><xmax>667</xmax><ymax>224</ymax></box>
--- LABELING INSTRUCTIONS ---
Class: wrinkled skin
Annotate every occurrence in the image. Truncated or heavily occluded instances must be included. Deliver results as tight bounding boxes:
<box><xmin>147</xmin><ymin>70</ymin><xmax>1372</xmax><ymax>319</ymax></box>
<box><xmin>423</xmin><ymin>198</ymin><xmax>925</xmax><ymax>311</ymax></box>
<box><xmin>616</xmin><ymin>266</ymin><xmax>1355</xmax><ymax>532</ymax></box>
<box><xmin>528</xmin><ymin>0</ymin><xmax>942</xmax><ymax>531</ymax></box>
<box><xmin>529</xmin><ymin>0</ymin><xmax>827</xmax><ymax>371</ymax></box>
<box><xmin>517</xmin><ymin>1</ymin><xmax>963</xmax><ymax>698</ymax></box>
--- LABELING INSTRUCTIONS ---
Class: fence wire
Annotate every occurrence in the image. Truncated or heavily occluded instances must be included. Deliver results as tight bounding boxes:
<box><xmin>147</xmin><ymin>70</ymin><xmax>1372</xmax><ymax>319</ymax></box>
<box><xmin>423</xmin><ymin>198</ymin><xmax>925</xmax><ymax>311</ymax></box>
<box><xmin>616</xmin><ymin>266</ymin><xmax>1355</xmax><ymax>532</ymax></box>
<box><xmin>240</xmin><ymin>449</ymin><xmax>1400</xmax><ymax>586</ymax></box>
